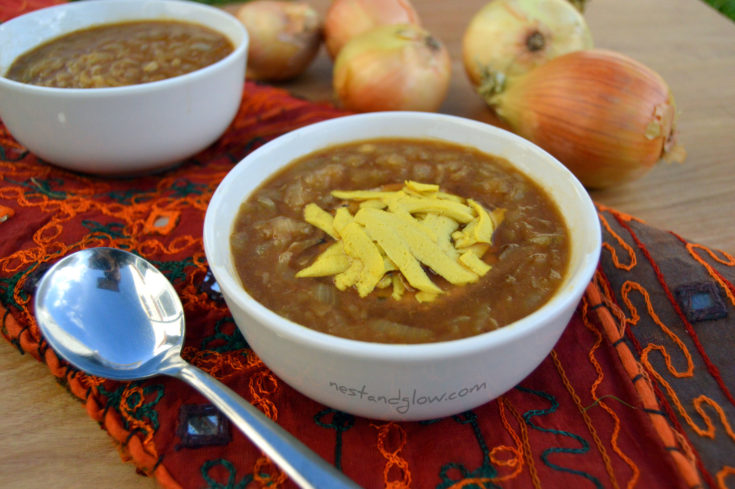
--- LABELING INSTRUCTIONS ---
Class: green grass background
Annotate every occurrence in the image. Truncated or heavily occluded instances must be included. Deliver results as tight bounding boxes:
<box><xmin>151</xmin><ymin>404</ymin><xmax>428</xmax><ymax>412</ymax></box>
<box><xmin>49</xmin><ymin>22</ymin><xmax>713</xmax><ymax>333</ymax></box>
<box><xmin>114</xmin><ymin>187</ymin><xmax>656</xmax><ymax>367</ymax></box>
<box><xmin>702</xmin><ymin>0</ymin><xmax>735</xmax><ymax>19</ymax></box>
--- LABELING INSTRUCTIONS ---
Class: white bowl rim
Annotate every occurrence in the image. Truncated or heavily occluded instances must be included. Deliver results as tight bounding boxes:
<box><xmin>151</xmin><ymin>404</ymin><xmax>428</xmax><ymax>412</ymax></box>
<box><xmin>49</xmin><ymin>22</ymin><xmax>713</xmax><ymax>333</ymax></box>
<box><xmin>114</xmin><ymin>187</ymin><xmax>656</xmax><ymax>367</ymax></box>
<box><xmin>0</xmin><ymin>0</ymin><xmax>248</xmax><ymax>95</ymax></box>
<box><xmin>204</xmin><ymin>111</ymin><xmax>602</xmax><ymax>362</ymax></box>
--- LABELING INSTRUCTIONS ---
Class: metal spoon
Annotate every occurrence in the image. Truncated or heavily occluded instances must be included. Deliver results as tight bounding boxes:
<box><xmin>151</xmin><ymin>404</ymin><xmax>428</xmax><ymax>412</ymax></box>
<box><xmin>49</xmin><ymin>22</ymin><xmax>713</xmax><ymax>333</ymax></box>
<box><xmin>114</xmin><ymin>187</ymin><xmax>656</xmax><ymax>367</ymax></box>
<box><xmin>33</xmin><ymin>247</ymin><xmax>361</xmax><ymax>489</ymax></box>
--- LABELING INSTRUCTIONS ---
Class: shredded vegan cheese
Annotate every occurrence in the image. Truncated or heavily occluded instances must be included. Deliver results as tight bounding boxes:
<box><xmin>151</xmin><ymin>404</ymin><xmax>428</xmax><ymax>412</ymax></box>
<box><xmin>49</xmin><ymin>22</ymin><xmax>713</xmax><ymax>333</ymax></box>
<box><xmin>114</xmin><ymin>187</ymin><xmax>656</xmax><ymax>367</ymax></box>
<box><xmin>296</xmin><ymin>181</ymin><xmax>505</xmax><ymax>302</ymax></box>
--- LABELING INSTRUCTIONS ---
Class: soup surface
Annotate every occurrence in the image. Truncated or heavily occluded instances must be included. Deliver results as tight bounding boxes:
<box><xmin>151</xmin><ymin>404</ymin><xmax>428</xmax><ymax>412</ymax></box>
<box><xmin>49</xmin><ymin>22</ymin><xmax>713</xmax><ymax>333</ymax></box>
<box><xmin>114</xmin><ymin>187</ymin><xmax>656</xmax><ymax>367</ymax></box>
<box><xmin>6</xmin><ymin>20</ymin><xmax>234</xmax><ymax>88</ymax></box>
<box><xmin>231</xmin><ymin>138</ymin><xmax>570</xmax><ymax>344</ymax></box>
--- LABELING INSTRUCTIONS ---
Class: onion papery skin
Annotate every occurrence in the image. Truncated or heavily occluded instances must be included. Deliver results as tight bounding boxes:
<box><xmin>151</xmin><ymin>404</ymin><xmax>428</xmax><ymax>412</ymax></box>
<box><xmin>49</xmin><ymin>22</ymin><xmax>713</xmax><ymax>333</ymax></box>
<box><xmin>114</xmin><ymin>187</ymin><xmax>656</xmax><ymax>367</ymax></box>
<box><xmin>489</xmin><ymin>49</ymin><xmax>684</xmax><ymax>189</ymax></box>
<box><xmin>324</xmin><ymin>0</ymin><xmax>421</xmax><ymax>59</ymax></box>
<box><xmin>236</xmin><ymin>1</ymin><xmax>322</xmax><ymax>81</ymax></box>
<box><xmin>333</xmin><ymin>24</ymin><xmax>451</xmax><ymax>113</ymax></box>
<box><xmin>462</xmin><ymin>0</ymin><xmax>592</xmax><ymax>94</ymax></box>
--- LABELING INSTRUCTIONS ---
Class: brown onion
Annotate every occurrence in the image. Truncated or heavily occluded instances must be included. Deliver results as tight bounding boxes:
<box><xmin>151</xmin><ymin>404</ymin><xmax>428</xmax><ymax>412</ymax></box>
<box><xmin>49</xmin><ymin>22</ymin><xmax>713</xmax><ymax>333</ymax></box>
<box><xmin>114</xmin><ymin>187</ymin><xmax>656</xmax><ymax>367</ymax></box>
<box><xmin>487</xmin><ymin>49</ymin><xmax>686</xmax><ymax>189</ymax></box>
<box><xmin>323</xmin><ymin>0</ymin><xmax>421</xmax><ymax>59</ymax></box>
<box><xmin>462</xmin><ymin>0</ymin><xmax>592</xmax><ymax>96</ymax></box>
<box><xmin>235</xmin><ymin>0</ymin><xmax>321</xmax><ymax>81</ymax></box>
<box><xmin>333</xmin><ymin>24</ymin><xmax>451</xmax><ymax>113</ymax></box>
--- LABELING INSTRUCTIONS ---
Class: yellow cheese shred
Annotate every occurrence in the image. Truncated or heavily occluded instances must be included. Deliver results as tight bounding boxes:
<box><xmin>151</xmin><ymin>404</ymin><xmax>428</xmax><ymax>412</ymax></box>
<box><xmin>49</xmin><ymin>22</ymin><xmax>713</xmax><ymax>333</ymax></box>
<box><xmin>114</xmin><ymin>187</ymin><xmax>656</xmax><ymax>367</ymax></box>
<box><xmin>340</xmin><ymin>221</ymin><xmax>387</xmax><ymax>297</ymax></box>
<box><xmin>354</xmin><ymin>208</ymin><xmax>443</xmax><ymax>294</ymax></box>
<box><xmin>297</xmin><ymin>181</ymin><xmax>505</xmax><ymax>302</ymax></box>
<box><xmin>459</xmin><ymin>250</ymin><xmax>492</xmax><ymax>276</ymax></box>
<box><xmin>295</xmin><ymin>242</ymin><xmax>350</xmax><ymax>277</ymax></box>
<box><xmin>356</xmin><ymin>208</ymin><xmax>479</xmax><ymax>285</ymax></box>
<box><xmin>303</xmin><ymin>203</ymin><xmax>338</xmax><ymax>239</ymax></box>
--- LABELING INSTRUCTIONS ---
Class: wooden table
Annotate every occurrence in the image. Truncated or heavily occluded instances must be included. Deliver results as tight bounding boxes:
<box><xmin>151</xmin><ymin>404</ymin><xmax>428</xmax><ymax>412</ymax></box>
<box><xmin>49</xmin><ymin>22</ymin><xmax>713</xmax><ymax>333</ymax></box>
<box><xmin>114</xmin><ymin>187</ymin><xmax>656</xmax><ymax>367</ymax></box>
<box><xmin>1</xmin><ymin>0</ymin><xmax>733</xmax><ymax>487</ymax></box>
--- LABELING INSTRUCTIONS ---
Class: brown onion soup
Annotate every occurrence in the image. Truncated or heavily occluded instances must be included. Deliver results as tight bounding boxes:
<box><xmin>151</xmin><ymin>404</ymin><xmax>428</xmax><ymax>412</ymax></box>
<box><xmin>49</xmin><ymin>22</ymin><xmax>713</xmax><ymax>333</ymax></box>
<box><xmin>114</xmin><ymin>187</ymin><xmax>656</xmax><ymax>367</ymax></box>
<box><xmin>6</xmin><ymin>20</ymin><xmax>233</xmax><ymax>88</ymax></box>
<box><xmin>231</xmin><ymin>138</ymin><xmax>570</xmax><ymax>344</ymax></box>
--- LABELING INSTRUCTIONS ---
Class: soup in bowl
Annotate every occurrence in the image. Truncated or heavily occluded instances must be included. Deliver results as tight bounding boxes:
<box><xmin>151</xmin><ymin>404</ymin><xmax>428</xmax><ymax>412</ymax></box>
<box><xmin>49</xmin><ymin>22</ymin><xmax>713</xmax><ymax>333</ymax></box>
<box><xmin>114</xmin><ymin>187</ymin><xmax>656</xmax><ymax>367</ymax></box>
<box><xmin>0</xmin><ymin>0</ymin><xmax>248</xmax><ymax>175</ymax></box>
<box><xmin>203</xmin><ymin>112</ymin><xmax>601</xmax><ymax>421</ymax></box>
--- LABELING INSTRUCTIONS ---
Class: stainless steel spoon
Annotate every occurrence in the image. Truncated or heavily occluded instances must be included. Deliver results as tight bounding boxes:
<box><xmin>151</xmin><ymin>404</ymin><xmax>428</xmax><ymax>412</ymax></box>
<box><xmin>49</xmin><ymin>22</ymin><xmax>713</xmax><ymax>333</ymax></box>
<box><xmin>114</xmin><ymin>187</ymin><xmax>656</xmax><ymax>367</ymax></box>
<box><xmin>33</xmin><ymin>247</ymin><xmax>361</xmax><ymax>489</ymax></box>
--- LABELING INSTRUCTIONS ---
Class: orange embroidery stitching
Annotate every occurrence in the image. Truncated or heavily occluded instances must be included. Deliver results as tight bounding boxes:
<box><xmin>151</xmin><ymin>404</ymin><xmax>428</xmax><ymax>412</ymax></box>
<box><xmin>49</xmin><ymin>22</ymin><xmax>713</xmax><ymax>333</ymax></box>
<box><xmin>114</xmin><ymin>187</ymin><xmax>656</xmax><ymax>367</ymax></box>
<box><xmin>716</xmin><ymin>465</ymin><xmax>735</xmax><ymax>489</ymax></box>
<box><xmin>372</xmin><ymin>422</ymin><xmax>411</xmax><ymax>489</ymax></box>
<box><xmin>182</xmin><ymin>347</ymin><xmax>258</xmax><ymax>379</ymax></box>
<box><xmin>579</xmin><ymin>295</ymin><xmax>641</xmax><ymax>489</ymax></box>
<box><xmin>620</xmin><ymin>282</ymin><xmax>732</xmax><ymax>442</ymax></box>
<box><xmin>685</xmin><ymin>243</ymin><xmax>735</xmax><ymax>306</ymax></box>
<box><xmin>586</xmin><ymin>278</ymin><xmax>702</xmax><ymax>488</ymax></box>
<box><xmin>489</xmin><ymin>400</ymin><xmax>524</xmax><ymax>482</ymax></box>
<box><xmin>598</xmin><ymin>211</ymin><xmax>637</xmax><ymax>271</ymax></box>
<box><xmin>691</xmin><ymin>396</ymin><xmax>735</xmax><ymax>442</ymax></box>
<box><xmin>550</xmin><ymin>349</ymin><xmax>623</xmax><ymax>489</ymax></box>
<box><xmin>595</xmin><ymin>204</ymin><xmax>643</xmax><ymax>224</ymax></box>
<box><xmin>252</xmin><ymin>456</ymin><xmax>287</xmax><ymax>488</ymax></box>
<box><xmin>622</xmin><ymin>281</ymin><xmax>694</xmax><ymax>378</ymax></box>
<box><xmin>447</xmin><ymin>400</ymin><xmax>525</xmax><ymax>488</ymax></box>
<box><xmin>503</xmin><ymin>397</ymin><xmax>542</xmax><ymax>489</ymax></box>
<box><xmin>249</xmin><ymin>369</ymin><xmax>279</xmax><ymax>420</ymax></box>
<box><xmin>120</xmin><ymin>385</ymin><xmax>159</xmax><ymax>459</ymax></box>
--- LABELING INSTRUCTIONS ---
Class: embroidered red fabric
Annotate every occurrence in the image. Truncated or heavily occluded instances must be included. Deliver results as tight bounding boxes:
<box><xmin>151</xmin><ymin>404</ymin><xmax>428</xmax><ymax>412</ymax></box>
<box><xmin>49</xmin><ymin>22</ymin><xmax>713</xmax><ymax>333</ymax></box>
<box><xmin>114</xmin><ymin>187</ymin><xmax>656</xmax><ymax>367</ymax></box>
<box><xmin>2</xmin><ymin>4</ymin><xmax>734</xmax><ymax>488</ymax></box>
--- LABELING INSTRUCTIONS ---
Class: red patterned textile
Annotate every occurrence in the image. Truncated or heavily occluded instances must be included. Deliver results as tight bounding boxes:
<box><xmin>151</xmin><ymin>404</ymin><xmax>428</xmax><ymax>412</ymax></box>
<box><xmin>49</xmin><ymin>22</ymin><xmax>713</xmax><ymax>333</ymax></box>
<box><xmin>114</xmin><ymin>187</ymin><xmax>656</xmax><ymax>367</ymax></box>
<box><xmin>2</xmin><ymin>4</ymin><xmax>735</xmax><ymax>488</ymax></box>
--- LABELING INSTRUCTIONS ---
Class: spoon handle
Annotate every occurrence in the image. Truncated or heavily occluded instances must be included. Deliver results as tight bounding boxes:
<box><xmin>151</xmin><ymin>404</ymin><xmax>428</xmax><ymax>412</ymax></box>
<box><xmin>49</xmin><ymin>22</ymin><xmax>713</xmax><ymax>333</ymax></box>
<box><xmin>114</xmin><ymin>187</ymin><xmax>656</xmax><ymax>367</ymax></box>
<box><xmin>167</xmin><ymin>359</ymin><xmax>362</xmax><ymax>489</ymax></box>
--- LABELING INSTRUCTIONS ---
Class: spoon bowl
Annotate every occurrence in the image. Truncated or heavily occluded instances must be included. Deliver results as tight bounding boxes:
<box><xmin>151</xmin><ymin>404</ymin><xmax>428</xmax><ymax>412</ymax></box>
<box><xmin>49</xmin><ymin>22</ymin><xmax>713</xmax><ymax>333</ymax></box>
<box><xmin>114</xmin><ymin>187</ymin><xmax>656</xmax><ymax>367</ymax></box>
<box><xmin>34</xmin><ymin>247</ymin><xmax>360</xmax><ymax>489</ymax></box>
<box><xmin>35</xmin><ymin>248</ymin><xmax>184</xmax><ymax>380</ymax></box>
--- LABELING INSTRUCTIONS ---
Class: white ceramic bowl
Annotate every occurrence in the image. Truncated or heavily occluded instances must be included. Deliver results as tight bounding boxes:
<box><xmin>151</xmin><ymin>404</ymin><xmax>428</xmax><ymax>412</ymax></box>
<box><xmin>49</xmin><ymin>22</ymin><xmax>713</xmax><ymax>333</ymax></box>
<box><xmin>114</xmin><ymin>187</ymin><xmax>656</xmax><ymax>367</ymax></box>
<box><xmin>0</xmin><ymin>0</ymin><xmax>248</xmax><ymax>175</ymax></box>
<box><xmin>204</xmin><ymin>112</ymin><xmax>601</xmax><ymax>421</ymax></box>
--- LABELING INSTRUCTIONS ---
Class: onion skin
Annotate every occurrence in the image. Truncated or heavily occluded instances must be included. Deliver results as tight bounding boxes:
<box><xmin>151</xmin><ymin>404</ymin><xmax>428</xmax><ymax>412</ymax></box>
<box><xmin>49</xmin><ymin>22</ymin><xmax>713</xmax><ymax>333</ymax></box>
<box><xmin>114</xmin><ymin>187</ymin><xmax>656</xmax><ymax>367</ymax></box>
<box><xmin>488</xmin><ymin>49</ymin><xmax>685</xmax><ymax>189</ymax></box>
<box><xmin>462</xmin><ymin>0</ymin><xmax>592</xmax><ymax>94</ymax></box>
<box><xmin>236</xmin><ymin>1</ymin><xmax>322</xmax><ymax>82</ymax></box>
<box><xmin>333</xmin><ymin>24</ymin><xmax>451</xmax><ymax>113</ymax></box>
<box><xmin>324</xmin><ymin>0</ymin><xmax>421</xmax><ymax>59</ymax></box>
<box><xmin>567</xmin><ymin>0</ymin><xmax>589</xmax><ymax>12</ymax></box>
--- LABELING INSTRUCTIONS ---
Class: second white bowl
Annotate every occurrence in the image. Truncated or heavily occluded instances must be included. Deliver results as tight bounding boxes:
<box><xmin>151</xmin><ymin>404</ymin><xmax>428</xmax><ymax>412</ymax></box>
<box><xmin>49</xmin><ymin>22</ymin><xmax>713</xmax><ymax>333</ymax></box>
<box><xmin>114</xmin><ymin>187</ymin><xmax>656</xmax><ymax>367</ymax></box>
<box><xmin>0</xmin><ymin>0</ymin><xmax>248</xmax><ymax>175</ymax></box>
